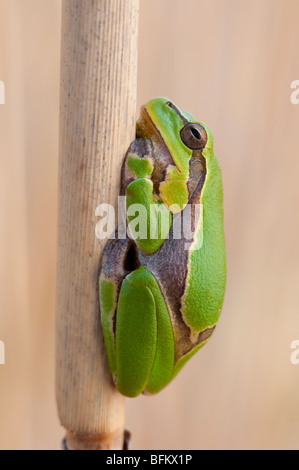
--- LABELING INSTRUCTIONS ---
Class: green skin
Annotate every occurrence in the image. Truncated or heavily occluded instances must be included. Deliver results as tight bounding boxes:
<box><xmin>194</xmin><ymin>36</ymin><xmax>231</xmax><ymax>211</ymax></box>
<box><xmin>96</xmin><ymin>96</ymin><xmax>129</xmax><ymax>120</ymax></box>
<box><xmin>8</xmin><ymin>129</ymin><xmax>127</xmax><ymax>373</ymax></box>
<box><xmin>99</xmin><ymin>97</ymin><xmax>226</xmax><ymax>397</ymax></box>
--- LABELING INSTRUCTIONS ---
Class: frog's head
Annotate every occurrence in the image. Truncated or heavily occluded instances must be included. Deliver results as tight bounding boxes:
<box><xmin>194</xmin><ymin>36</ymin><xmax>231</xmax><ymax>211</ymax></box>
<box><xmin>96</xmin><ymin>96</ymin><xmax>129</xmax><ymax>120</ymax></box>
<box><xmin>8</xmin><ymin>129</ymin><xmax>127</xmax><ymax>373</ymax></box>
<box><xmin>136</xmin><ymin>97</ymin><xmax>213</xmax><ymax>212</ymax></box>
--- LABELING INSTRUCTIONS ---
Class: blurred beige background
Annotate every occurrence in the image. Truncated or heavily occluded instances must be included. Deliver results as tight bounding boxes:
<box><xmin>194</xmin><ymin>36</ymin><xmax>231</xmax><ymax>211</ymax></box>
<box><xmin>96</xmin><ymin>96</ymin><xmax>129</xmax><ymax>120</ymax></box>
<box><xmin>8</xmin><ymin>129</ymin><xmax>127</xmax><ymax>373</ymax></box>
<box><xmin>1</xmin><ymin>0</ymin><xmax>299</xmax><ymax>450</ymax></box>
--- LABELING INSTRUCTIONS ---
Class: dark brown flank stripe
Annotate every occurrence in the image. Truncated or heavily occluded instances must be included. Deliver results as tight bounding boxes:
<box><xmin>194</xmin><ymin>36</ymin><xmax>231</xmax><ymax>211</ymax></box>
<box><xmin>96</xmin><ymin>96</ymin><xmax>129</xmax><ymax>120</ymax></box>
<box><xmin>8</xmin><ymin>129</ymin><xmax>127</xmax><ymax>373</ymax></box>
<box><xmin>136</xmin><ymin>153</ymin><xmax>209</xmax><ymax>358</ymax></box>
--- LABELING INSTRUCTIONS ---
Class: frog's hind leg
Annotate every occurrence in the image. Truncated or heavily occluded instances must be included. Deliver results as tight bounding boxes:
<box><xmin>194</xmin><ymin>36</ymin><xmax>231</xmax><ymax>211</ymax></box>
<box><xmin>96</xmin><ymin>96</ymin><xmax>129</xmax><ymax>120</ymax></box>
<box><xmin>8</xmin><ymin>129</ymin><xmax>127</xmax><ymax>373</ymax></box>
<box><xmin>115</xmin><ymin>267</ymin><xmax>175</xmax><ymax>397</ymax></box>
<box><xmin>99</xmin><ymin>237</ymin><xmax>140</xmax><ymax>379</ymax></box>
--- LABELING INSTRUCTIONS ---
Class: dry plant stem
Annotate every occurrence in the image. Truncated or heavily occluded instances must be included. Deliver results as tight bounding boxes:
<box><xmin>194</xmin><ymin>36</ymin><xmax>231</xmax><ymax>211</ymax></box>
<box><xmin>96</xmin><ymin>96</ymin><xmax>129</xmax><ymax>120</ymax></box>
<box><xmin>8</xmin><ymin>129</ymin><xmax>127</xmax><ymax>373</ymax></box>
<box><xmin>56</xmin><ymin>0</ymin><xmax>139</xmax><ymax>450</ymax></box>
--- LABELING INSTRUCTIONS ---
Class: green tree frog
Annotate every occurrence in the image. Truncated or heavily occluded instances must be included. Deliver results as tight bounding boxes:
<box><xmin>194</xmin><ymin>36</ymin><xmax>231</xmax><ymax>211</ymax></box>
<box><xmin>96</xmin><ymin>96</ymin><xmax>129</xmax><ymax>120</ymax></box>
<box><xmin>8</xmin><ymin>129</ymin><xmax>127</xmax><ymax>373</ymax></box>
<box><xmin>99</xmin><ymin>97</ymin><xmax>226</xmax><ymax>397</ymax></box>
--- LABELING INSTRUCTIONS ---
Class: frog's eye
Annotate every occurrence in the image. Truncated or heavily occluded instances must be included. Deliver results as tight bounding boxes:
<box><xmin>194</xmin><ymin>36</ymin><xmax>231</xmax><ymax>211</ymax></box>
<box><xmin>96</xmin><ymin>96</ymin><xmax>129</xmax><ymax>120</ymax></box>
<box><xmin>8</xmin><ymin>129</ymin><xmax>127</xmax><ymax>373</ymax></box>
<box><xmin>180</xmin><ymin>123</ymin><xmax>207</xmax><ymax>150</ymax></box>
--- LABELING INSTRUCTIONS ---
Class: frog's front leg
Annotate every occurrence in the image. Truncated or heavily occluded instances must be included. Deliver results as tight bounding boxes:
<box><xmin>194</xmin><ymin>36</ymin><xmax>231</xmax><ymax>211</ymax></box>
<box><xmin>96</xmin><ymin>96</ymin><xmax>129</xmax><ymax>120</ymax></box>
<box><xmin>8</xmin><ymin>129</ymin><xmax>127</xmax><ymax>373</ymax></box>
<box><xmin>121</xmin><ymin>139</ymin><xmax>172</xmax><ymax>255</ymax></box>
<box><xmin>120</xmin><ymin>138</ymin><xmax>154</xmax><ymax>195</ymax></box>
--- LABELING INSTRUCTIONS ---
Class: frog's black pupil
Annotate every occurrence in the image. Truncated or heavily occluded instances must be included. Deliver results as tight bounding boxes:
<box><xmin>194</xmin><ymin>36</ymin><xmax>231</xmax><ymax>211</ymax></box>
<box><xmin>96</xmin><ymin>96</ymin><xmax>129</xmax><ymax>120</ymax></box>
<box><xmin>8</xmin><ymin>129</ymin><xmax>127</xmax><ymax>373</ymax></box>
<box><xmin>191</xmin><ymin>127</ymin><xmax>201</xmax><ymax>140</ymax></box>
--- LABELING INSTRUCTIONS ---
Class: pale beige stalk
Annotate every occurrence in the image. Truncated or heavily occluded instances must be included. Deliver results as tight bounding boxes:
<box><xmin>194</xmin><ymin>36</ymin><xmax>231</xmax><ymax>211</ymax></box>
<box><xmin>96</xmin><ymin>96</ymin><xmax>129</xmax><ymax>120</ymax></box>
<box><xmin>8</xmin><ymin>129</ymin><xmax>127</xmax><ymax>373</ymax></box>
<box><xmin>56</xmin><ymin>0</ymin><xmax>139</xmax><ymax>450</ymax></box>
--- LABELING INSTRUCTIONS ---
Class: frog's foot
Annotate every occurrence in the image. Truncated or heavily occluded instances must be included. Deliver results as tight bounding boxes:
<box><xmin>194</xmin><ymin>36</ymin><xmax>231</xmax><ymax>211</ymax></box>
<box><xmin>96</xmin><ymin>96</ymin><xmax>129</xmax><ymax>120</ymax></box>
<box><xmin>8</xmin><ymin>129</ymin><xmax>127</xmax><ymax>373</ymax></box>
<box><xmin>114</xmin><ymin>267</ymin><xmax>175</xmax><ymax>397</ymax></box>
